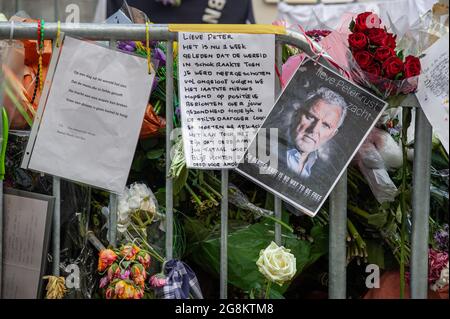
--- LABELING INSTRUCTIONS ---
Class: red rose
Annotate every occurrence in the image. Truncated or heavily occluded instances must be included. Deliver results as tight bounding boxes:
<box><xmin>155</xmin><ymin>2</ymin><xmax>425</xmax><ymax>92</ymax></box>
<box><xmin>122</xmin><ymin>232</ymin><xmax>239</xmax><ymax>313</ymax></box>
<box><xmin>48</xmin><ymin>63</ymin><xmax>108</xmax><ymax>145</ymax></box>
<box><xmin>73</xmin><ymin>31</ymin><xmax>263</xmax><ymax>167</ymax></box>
<box><xmin>365</xmin><ymin>63</ymin><xmax>382</xmax><ymax>84</ymax></box>
<box><xmin>374</xmin><ymin>46</ymin><xmax>396</xmax><ymax>62</ymax></box>
<box><xmin>354</xmin><ymin>12</ymin><xmax>382</xmax><ymax>33</ymax></box>
<box><xmin>348</xmin><ymin>32</ymin><xmax>368</xmax><ymax>50</ymax></box>
<box><xmin>382</xmin><ymin>56</ymin><xmax>404</xmax><ymax>79</ymax></box>
<box><xmin>383</xmin><ymin>33</ymin><xmax>397</xmax><ymax>49</ymax></box>
<box><xmin>354</xmin><ymin>51</ymin><xmax>374</xmax><ymax>70</ymax></box>
<box><xmin>404</xmin><ymin>55</ymin><xmax>421</xmax><ymax>78</ymax></box>
<box><xmin>367</xmin><ymin>28</ymin><xmax>388</xmax><ymax>46</ymax></box>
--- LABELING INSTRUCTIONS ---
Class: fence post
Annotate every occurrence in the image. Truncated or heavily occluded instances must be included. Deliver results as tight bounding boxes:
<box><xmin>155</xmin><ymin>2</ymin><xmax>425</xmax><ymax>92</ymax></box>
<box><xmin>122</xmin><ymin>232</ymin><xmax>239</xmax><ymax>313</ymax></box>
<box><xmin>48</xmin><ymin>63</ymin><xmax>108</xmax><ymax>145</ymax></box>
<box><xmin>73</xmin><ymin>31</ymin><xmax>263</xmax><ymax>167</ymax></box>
<box><xmin>165</xmin><ymin>40</ymin><xmax>174</xmax><ymax>261</ymax></box>
<box><xmin>220</xmin><ymin>169</ymin><xmax>229</xmax><ymax>299</ymax></box>
<box><xmin>274</xmin><ymin>40</ymin><xmax>283</xmax><ymax>245</ymax></box>
<box><xmin>328</xmin><ymin>172</ymin><xmax>347</xmax><ymax>299</ymax></box>
<box><xmin>410</xmin><ymin>108</ymin><xmax>432</xmax><ymax>298</ymax></box>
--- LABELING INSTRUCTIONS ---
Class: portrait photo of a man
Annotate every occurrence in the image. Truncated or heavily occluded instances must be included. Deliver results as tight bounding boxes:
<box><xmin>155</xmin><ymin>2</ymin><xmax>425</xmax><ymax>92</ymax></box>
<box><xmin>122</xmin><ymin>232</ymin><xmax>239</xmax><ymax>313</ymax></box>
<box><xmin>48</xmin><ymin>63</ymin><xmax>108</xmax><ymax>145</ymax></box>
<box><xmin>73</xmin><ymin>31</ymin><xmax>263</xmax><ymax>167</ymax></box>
<box><xmin>285</xmin><ymin>87</ymin><xmax>348</xmax><ymax>179</ymax></box>
<box><xmin>237</xmin><ymin>58</ymin><xmax>387</xmax><ymax>216</ymax></box>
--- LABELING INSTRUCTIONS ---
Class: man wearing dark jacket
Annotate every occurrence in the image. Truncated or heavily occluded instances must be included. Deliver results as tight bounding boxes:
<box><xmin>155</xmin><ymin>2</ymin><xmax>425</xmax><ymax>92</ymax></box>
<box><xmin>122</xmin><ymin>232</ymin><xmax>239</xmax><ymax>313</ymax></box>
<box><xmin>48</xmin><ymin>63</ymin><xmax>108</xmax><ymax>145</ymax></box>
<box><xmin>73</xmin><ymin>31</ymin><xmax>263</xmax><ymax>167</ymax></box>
<box><xmin>107</xmin><ymin>0</ymin><xmax>255</xmax><ymax>24</ymax></box>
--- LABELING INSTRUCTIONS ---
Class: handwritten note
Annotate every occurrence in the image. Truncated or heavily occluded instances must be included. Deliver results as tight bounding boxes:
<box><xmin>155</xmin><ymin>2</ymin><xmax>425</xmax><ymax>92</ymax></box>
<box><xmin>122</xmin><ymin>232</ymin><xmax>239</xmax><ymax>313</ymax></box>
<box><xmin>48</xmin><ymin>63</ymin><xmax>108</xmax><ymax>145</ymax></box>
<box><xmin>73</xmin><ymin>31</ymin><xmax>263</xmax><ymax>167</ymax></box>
<box><xmin>179</xmin><ymin>32</ymin><xmax>275</xmax><ymax>168</ymax></box>
<box><xmin>416</xmin><ymin>34</ymin><xmax>449</xmax><ymax>153</ymax></box>
<box><xmin>2</xmin><ymin>190</ymin><xmax>53</xmax><ymax>299</ymax></box>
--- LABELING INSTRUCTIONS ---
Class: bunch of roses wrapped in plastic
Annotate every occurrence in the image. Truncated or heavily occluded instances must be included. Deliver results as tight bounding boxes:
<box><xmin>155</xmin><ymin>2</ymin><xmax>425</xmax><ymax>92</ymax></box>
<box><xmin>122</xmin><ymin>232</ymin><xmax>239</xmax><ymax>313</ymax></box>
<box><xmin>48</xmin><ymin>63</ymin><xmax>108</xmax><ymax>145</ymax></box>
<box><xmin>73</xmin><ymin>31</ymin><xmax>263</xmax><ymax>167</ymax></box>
<box><xmin>347</xmin><ymin>12</ymin><xmax>421</xmax><ymax>97</ymax></box>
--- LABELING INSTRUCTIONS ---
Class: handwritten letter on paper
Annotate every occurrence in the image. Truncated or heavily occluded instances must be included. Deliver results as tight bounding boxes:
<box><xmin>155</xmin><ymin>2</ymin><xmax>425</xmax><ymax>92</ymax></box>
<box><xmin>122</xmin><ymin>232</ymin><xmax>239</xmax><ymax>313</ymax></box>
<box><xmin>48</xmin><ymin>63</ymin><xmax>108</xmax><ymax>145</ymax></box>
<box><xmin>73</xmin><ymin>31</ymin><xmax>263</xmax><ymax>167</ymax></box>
<box><xmin>416</xmin><ymin>34</ymin><xmax>449</xmax><ymax>154</ymax></box>
<box><xmin>179</xmin><ymin>33</ymin><xmax>275</xmax><ymax>169</ymax></box>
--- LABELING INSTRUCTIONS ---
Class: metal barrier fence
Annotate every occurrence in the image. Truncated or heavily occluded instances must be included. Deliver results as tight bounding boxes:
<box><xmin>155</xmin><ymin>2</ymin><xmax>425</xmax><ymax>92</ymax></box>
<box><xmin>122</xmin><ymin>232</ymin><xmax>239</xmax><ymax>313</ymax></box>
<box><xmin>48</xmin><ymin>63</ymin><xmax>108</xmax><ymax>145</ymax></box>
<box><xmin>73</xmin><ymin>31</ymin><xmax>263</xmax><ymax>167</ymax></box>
<box><xmin>0</xmin><ymin>22</ymin><xmax>432</xmax><ymax>299</ymax></box>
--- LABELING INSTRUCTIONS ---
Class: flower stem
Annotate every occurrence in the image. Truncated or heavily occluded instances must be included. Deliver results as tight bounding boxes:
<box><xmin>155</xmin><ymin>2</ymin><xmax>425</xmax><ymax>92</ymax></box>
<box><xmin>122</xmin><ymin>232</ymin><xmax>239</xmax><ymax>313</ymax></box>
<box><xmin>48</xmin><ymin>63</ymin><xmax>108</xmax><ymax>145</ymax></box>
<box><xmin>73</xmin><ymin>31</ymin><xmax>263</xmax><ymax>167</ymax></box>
<box><xmin>185</xmin><ymin>184</ymin><xmax>202</xmax><ymax>206</ymax></box>
<box><xmin>264</xmin><ymin>215</ymin><xmax>294</xmax><ymax>233</ymax></box>
<box><xmin>399</xmin><ymin>107</ymin><xmax>411</xmax><ymax>299</ymax></box>
<box><xmin>265</xmin><ymin>280</ymin><xmax>272</xmax><ymax>299</ymax></box>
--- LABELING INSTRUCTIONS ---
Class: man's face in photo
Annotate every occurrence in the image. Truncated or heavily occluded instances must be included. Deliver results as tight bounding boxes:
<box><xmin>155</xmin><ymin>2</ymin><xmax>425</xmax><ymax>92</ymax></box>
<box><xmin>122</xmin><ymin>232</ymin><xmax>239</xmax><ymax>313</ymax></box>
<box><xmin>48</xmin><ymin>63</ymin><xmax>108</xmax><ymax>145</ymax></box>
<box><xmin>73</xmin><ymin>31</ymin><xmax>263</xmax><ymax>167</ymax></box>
<box><xmin>294</xmin><ymin>99</ymin><xmax>342</xmax><ymax>154</ymax></box>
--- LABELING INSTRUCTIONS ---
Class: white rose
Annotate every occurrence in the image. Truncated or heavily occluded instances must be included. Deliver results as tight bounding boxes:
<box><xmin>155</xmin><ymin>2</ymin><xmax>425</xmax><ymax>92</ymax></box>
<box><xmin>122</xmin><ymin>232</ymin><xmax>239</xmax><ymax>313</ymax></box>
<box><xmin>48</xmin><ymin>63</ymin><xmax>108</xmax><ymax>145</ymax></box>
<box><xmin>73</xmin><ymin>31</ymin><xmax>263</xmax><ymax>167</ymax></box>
<box><xmin>131</xmin><ymin>183</ymin><xmax>150</xmax><ymax>200</ymax></box>
<box><xmin>127</xmin><ymin>195</ymin><xmax>141</xmax><ymax>210</ymax></box>
<box><xmin>256</xmin><ymin>241</ymin><xmax>296</xmax><ymax>286</ymax></box>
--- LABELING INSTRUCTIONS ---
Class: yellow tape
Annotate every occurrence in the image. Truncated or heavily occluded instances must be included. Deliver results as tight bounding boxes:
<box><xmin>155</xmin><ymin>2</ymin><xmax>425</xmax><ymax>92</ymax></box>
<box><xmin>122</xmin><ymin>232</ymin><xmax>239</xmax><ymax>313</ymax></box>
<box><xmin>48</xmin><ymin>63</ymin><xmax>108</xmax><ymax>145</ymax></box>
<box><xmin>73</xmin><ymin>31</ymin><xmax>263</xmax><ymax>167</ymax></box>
<box><xmin>145</xmin><ymin>22</ymin><xmax>153</xmax><ymax>74</ymax></box>
<box><xmin>56</xmin><ymin>20</ymin><xmax>61</xmax><ymax>47</ymax></box>
<box><xmin>168</xmin><ymin>24</ymin><xmax>286</xmax><ymax>35</ymax></box>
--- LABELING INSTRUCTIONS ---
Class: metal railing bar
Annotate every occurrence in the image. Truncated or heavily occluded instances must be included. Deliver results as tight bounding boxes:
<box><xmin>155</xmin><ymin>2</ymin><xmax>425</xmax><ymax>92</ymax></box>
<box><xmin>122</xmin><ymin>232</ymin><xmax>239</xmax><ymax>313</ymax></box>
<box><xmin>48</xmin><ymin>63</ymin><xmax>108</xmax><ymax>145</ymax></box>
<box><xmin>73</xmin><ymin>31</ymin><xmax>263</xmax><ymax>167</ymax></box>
<box><xmin>165</xmin><ymin>40</ymin><xmax>174</xmax><ymax>261</ymax></box>
<box><xmin>410</xmin><ymin>108</ymin><xmax>432</xmax><ymax>298</ymax></box>
<box><xmin>328</xmin><ymin>172</ymin><xmax>347</xmax><ymax>299</ymax></box>
<box><xmin>274</xmin><ymin>40</ymin><xmax>283</xmax><ymax>246</ymax></box>
<box><xmin>108</xmin><ymin>38</ymin><xmax>118</xmax><ymax>248</ymax></box>
<box><xmin>52</xmin><ymin>176</ymin><xmax>61</xmax><ymax>276</ymax></box>
<box><xmin>220</xmin><ymin>169</ymin><xmax>229</xmax><ymax>299</ymax></box>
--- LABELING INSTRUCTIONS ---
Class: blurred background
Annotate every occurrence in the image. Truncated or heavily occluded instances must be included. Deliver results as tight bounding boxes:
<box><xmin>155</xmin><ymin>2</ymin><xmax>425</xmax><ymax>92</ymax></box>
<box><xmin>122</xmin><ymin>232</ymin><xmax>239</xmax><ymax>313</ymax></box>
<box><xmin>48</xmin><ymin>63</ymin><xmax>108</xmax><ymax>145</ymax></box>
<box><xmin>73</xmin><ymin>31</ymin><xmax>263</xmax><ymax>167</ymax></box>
<box><xmin>0</xmin><ymin>0</ymin><xmax>440</xmax><ymax>25</ymax></box>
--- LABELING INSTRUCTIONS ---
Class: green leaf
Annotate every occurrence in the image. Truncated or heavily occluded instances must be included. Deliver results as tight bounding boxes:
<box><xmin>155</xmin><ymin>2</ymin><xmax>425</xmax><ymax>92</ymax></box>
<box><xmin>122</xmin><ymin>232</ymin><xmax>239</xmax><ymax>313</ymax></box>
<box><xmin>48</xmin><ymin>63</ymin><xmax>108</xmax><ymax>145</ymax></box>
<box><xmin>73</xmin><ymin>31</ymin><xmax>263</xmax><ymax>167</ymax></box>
<box><xmin>131</xmin><ymin>151</ymin><xmax>147</xmax><ymax>172</ymax></box>
<box><xmin>173</xmin><ymin>166</ymin><xmax>188</xmax><ymax>195</ymax></box>
<box><xmin>366</xmin><ymin>239</ymin><xmax>385</xmax><ymax>269</ymax></box>
<box><xmin>394</xmin><ymin>72</ymin><xmax>404</xmax><ymax>81</ymax></box>
<box><xmin>367</xmin><ymin>211</ymin><xmax>388</xmax><ymax>228</ymax></box>
<box><xmin>349</xmin><ymin>20</ymin><xmax>356</xmax><ymax>32</ymax></box>
<box><xmin>140</xmin><ymin>138</ymin><xmax>159</xmax><ymax>151</ymax></box>
<box><xmin>154</xmin><ymin>188</ymin><xmax>166</xmax><ymax>205</ymax></box>
<box><xmin>146</xmin><ymin>149</ymin><xmax>165</xmax><ymax>160</ymax></box>
<box><xmin>396</xmin><ymin>50</ymin><xmax>404</xmax><ymax>60</ymax></box>
<box><xmin>186</xmin><ymin>221</ymin><xmax>315</xmax><ymax>296</ymax></box>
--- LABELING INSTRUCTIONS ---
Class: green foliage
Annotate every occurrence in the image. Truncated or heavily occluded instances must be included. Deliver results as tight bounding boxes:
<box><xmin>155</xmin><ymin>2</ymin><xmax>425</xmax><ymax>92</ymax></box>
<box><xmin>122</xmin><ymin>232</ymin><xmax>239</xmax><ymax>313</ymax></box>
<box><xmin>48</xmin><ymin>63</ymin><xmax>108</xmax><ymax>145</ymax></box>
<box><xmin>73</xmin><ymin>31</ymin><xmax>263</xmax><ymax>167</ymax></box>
<box><xmin>185</xmin><ymin>218</ymin><xmax>327</xmax><ymax>297</ymax></box>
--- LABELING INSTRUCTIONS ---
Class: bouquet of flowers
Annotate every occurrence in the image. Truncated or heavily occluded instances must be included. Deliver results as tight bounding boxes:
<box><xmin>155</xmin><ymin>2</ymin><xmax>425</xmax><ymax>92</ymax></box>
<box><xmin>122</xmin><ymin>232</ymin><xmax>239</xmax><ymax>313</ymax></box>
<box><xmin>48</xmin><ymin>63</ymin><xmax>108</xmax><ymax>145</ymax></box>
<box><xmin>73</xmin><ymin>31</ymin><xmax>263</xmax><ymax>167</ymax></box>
<box><xmin>97</xmin><ymin>244</ymin><xmax>152</xmax><ymax>299</ymax></box>
<box><xmin>117</xmin><ymin>183</ymin><xmax>159</xmax><ymax>234</ymax></box>
<box><xmin>347</xmin><ymin>12</ymin><xmax>422</xmax><ymax>98</ymax></box>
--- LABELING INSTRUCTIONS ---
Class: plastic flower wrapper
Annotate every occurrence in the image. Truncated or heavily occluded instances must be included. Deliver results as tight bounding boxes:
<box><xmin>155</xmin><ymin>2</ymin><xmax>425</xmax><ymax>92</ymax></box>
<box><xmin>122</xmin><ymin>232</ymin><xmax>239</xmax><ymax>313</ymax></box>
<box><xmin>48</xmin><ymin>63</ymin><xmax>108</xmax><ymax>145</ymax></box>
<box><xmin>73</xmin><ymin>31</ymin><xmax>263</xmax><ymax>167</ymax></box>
<box><xmin>354</xmin><ymin>127</ymin><xmax>403</xmax><ymax>203</ymax></box>
<box><xmin>320</xmin><ymin>11</ymin><xmax>425</xmax><ymax>101</ymax></box>
<box><xmin>117</xmin><ymin>182</ymin><xmax>159</xmax><ymax>234</ymax></box>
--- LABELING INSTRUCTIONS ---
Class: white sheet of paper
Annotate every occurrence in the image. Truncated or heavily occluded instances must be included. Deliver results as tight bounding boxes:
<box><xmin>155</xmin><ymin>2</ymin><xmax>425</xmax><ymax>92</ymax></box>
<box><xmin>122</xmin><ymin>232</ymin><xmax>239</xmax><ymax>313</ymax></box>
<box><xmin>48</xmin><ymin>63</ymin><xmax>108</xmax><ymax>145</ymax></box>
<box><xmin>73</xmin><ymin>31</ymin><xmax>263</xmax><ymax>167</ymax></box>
<box><xmin>179</xmin><ymin>32</ymin><xmax>275</xmax><ymax>169</ymax></box>
<box><xmin>2</xmin><ymin>192</ymin><xmax>52</xmax><ymax>299</ymax></box>
<box><xmin>416</xmin><ymin>34</ymin><xmax>449</xmax><ymax>154</ymax></box>
<box><xmin>27</xmin><ymin>37</ymin><xmax>154</xmax><ymax>193</ymax></box>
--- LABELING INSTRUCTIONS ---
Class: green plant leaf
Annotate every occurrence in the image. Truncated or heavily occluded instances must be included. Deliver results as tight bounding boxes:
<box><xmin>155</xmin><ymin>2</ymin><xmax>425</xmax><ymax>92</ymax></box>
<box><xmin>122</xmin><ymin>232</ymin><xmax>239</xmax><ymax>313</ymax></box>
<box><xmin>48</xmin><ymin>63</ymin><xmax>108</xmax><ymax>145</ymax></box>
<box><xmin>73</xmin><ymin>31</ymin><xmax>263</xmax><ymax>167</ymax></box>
<box><xmin>173</xmin><ymin>166</ymin><xmax>188</xmax><ymax>195</ymax></box>
<box><xmin>349</xmin><ymin>20</ymin><xmax>356</xmax><ymax>32</ymax></box>
<box><xmin>146</xmin><ymin>149</ymin><xmax>165</xmax><ymax>160</ymax></box>
<box><xmin>140</xmin><ymin>138</ymin><xmax>159</xmax><ymax>151</ymax></box>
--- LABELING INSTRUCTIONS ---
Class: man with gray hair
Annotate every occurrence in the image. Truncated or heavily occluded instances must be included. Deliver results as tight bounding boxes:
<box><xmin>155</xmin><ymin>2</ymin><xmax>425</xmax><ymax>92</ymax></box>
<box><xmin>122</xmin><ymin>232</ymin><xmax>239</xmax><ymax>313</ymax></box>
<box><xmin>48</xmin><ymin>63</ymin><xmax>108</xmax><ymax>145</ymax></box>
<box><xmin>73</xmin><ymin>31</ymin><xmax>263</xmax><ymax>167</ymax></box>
<box><xmin>286</xmin><ymin>87</ymin><xmax>348</xmax><ymax>178</ymax></box>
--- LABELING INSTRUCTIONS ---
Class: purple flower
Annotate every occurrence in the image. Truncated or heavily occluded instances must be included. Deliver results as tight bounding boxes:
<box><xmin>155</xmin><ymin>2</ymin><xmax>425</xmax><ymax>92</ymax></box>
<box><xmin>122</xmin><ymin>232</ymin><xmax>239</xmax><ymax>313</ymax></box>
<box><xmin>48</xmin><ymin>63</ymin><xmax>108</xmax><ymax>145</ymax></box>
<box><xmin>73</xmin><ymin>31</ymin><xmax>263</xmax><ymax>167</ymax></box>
<box><xmin>120</xmin><ymin>269</ymin><xmax>131</xmax><ymax>280</ymax></box>
<box><xmin>434</xmin><ymin>224</ymin><xmax>449</xmax><ymax>252</ymax></box>
<box><xmin>99</xmin><ymin>275</ymin><xmax>109</xmax><ymax>288</ymax></box>
<box><xmin>153</xmin><ymin>48</ymin><xmax>166</xmax><ymax>67</ymax></box>
<box><xmin>152</xmin><ymin>76</ymin><xmax>159</xmax><ymax>92</ymax></box>
<box><xmin>117</xmin><ymin>41</ymin><xmax>136</xmax><ymax>53</ymax></box>
<box><xmin>175</xmin><ymin>106</ymin><xmax>181</xmax><ymax>118</ymax></box>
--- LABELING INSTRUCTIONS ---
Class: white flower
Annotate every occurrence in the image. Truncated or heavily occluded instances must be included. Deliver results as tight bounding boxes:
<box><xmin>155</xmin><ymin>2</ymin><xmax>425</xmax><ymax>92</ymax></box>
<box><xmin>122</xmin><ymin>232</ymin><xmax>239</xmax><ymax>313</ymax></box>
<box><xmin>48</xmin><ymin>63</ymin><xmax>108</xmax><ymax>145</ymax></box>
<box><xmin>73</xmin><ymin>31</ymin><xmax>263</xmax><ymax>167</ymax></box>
<box><xmin>431</xmin><ymin>262</ymin><xmax>449</xmax><ymax>291</ymax></box>
<box><xmin>127</xmin><ymin>195</ymin><xmax>141</xmax><ymax>210</ymax></box>
<box><xmin>131</xmin><ymin>183</ymin><xmax>151</xmax><ymax>199</ymax></box>
<box><xmin>256</xmin><ymin>241</ymin><xmax>296</xmax><ymax>286</ymax></box>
